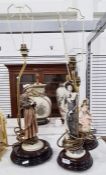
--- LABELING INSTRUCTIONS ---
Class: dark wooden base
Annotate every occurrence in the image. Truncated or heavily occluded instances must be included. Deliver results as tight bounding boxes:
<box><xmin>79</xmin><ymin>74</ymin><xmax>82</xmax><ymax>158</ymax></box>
<box><xmin>37</xmin><ymin>118</ymin><xmax>49</xmax><ymax>125</ymax></box>
<box><xmin>10</xmin><ymin>139</ymin><xmax>52</xmax><ymax>167</ymax></box>
<box><xmin>57</xmin><ymin>149</ymin><xmax>93</xmax><ymax>171</ymax></box>
<box><xmin>83</xmin><ymin>137</ymin><xmax>98</xmax><ymax>150</ymax></box>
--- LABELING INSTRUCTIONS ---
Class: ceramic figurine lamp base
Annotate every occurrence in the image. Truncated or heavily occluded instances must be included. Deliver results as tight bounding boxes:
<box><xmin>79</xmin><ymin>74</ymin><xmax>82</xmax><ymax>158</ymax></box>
<box><xmin>57</xmin><ymin>149</ymin><xmax>93</xmax><ymax>171</ymax></box>
<box><xmin>10</xmin><ymin>139</ymin><xmax>52</xmax><ymax>167</ymax></box>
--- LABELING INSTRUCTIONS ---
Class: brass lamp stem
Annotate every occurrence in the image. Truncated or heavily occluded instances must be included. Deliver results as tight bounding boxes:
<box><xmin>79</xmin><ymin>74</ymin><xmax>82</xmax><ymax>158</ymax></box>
<box><xmin>17</xmin><ymin>44</ymin><xmax>28</xmax><ymax>129</ymax></box>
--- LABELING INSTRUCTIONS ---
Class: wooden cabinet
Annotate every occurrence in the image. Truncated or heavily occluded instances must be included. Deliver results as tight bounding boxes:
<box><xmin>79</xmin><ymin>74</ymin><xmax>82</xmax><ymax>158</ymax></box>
<box><xmin>6</xmin><ymin>64</ymin><xmax>67</xmax><ymax>118</ymax></box>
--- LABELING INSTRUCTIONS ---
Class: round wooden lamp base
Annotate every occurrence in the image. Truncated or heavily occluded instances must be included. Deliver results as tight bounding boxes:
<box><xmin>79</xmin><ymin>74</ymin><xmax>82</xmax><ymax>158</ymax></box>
<box><xmin>10</xmin><ymin>139</ymin><xmax>52</xmax><ymax>167</ymax></box>
<box><xmin>57</xmin><ymin>149</ymin><xmax>93</xmax><ymax>171</ymax></box>
<box><xmin>83</xmin><ymin>138</ymin><xmax>98</xmax><ymax>150</ymax></box>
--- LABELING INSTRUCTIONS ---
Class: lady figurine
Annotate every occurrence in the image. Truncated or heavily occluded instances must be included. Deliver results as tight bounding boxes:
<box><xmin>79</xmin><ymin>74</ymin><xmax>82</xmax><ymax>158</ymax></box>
<box><xmin>20</xmin><ymin>93</ymin><xmax>38</xmax><ymax>143</ymax></box>
<box><xmin>79</xmin><ymin>99</ymin><xmax>98</xmax><ymax>151</ymax></box>
<box><xmin>79</xmin><ymin>99</ymin><xmax>92</xmax><ymax>133</ymax></box>
<box><xmin>65</xmin><ymin>81</ymin><xmax>79</xmax><ymax>137</ymax></box>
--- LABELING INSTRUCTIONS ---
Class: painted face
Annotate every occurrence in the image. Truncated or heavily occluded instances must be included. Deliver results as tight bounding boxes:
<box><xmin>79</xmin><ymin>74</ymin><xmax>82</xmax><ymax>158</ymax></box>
<box><xmin>82</xmin><ymin>105</ymin><xmax>88</xmax><ymax>112</ymax></box>
<box><xmin>67</xmin><ymin>85</ymin><xmax>73</xmax><ymax>92</ymax></box>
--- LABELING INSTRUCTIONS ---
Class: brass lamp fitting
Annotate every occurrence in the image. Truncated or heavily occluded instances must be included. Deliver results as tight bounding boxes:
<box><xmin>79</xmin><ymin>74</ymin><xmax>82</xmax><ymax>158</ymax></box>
<box><xmin>20</xmin><ymin>44</ymin><xmax>29</xmax><ymax>57</ymax></box>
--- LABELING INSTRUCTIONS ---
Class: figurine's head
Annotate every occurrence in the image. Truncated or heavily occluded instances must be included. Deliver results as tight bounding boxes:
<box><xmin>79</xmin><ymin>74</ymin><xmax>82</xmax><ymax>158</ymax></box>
<box><xmin>65</xmin><ymin>81</ymin><xmax>75</xmax><ymax>92</ymax></box>
<box><xmin>81</xmin><ymin>99</ymin><xmax>89</xmax><ymax>106</ymax></box>
<box><xmin>81</xmin><ymin>99</ymin><xmax>89</xmax><ymax>111</ymax></box>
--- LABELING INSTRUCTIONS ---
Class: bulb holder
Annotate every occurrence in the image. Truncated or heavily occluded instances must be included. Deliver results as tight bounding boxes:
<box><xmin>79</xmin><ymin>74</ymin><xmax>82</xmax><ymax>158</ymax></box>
<box><xmin>20</xmin><ymin>44</ymin><xmax>29</xmax><ymax>57</ymax></box>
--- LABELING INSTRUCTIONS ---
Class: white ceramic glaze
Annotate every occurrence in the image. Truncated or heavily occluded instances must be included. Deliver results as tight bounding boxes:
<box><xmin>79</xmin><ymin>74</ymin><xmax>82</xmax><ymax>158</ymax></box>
<box><xmin>22</xmin><ymin>140</ymin><xmax>44</xmax><ymax>151</ymax></box>
<box><xmin>23</xmin><ymin>83</ymin><xmax>52</xmax><ymax>119</ymax></box>
<box><xmin>31</xmin><ymin>96</ymin><xmax>52</xmax><ymax>119</ymax></box>
<box><xmin>65</xmin><ymin>149</ymin><xmax>86</xmax><ymax>159</ymax></box>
